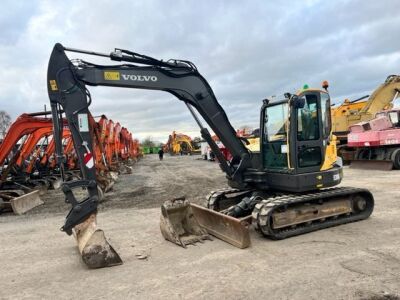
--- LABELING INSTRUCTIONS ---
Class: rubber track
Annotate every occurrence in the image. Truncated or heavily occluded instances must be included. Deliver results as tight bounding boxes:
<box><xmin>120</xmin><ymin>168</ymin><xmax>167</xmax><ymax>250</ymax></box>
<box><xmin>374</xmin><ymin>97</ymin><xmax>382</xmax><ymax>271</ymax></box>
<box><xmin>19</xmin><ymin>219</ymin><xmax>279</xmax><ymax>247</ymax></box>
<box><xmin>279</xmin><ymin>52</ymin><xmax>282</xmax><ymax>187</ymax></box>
<box><xmin>252</xmin><ymin>186</ymin><xmax>374</xmax><ymax>240</ymax></box>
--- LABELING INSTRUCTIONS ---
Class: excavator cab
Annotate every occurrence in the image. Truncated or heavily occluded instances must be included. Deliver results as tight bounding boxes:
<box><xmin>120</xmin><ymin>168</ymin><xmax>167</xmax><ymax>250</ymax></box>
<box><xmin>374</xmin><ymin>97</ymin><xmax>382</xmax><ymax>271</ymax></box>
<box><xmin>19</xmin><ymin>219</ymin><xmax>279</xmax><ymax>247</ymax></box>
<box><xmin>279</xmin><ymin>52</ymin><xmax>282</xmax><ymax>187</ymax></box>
<box><xmin>261</xmin><ymin>89</ymin><xmax>341</xmax><ymax>191</ymax></box>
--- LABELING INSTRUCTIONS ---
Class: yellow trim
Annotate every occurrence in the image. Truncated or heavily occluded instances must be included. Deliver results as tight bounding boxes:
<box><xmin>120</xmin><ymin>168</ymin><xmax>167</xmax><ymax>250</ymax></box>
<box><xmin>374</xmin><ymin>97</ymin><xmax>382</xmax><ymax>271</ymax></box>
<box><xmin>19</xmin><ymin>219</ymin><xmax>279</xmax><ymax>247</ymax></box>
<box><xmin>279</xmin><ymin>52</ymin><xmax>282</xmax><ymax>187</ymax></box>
<box><xmin>320</xmin><ymin>134</ymin><xmax>337</xmax><ymax>171</ymax></box>
<box><xmin>286</xmin><ymin>103</ymin><xmax>292</xmax><ymax>169</ymax></box>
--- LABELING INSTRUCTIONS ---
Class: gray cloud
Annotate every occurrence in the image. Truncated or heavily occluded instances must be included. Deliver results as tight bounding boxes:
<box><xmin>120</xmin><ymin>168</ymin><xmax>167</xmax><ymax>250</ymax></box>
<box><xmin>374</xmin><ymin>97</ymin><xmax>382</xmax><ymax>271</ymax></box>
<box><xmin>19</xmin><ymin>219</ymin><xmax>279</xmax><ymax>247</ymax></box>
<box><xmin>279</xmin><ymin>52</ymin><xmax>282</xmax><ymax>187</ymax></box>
<box><xmin>0</xmin><ymin>0</ymin><xmax>399</xmax><ymax>142</ymax></box>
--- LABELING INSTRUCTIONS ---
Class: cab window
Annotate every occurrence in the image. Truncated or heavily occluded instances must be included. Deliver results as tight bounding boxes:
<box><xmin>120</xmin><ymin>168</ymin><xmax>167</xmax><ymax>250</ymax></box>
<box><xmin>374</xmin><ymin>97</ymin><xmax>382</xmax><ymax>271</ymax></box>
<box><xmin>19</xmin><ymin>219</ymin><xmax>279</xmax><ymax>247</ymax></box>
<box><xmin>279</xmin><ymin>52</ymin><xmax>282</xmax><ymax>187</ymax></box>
<box><xmin>297</xmin><ymin>94</ymin><xmax>319</xmax><ymax>141</ymax></box>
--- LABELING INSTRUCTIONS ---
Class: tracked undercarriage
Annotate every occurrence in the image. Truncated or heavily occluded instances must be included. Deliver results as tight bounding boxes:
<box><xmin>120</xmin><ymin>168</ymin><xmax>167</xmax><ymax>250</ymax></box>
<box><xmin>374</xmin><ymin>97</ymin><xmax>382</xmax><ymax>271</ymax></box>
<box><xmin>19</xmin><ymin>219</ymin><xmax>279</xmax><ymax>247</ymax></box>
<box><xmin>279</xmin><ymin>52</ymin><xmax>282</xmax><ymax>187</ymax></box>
<box><xmin>206</xmin><ymin>187</ymin><xmax>374</xmax><ymax>240</ymax></box>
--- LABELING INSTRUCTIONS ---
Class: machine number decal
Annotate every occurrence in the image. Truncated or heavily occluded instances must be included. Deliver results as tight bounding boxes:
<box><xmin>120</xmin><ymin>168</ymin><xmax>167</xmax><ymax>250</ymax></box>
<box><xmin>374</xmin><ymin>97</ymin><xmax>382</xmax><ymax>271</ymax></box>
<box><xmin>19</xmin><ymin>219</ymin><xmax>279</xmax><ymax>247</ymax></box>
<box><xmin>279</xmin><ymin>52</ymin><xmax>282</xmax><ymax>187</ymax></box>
<box><xmin>104</xmin><ymin>71</ymin><xmax>120</xmax><ymax>80</ymax></box>
<box><xmin>333</xmin><ymin>173</ymin><xmax>340</xmax><ymax>181</ymax></box>
<box><xmin>385</xmin><ymin>139</ymin><xmax>398</xmax><ymax>145</ymax></box>
<box><xmin>49</xmin><ymin>80</ymin><xmax>58</xmax><ymax>91</ymax></box>
<box><xmin>78</xmin><ymin>114</ymin><xmax>89</xmax><ymax>132</ymax></box>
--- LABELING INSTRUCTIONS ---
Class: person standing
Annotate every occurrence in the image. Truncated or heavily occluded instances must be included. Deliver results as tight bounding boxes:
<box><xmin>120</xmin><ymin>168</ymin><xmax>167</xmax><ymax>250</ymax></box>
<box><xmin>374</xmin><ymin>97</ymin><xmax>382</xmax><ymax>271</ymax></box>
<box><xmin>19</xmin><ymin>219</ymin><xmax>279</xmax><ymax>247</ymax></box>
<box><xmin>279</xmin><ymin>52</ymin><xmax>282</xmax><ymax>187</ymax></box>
<box><xmin>158</xmin><ymin>148</ymin><xmax>164</xmax><ymax>160</ymax></box>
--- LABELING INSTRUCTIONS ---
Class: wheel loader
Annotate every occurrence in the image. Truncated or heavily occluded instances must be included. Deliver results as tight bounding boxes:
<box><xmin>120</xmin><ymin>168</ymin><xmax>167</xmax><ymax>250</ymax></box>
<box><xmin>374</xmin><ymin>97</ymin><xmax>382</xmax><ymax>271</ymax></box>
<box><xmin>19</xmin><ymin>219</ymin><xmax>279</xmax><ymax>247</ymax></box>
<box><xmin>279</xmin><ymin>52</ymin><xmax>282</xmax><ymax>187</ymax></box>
<box><xmin>47</xmin><ymin>44</ymin><xmax>374</xmax><ymax>268</ymax></box>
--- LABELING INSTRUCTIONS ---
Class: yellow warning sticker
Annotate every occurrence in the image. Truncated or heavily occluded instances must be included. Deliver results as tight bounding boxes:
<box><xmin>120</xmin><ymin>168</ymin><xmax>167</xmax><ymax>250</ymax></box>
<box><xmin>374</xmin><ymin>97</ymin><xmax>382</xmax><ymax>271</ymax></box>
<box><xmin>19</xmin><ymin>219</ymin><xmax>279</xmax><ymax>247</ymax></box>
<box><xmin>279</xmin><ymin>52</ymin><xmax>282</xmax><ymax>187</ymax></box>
<box><xmin>104</xmin><ymin>71</ymin><xmax>120</xmax><ymax>80</ymax></box>
<box><xmin>49</xmin><ymin>80</ymin><xmax>58</xmax><ymax>91</ymax></box>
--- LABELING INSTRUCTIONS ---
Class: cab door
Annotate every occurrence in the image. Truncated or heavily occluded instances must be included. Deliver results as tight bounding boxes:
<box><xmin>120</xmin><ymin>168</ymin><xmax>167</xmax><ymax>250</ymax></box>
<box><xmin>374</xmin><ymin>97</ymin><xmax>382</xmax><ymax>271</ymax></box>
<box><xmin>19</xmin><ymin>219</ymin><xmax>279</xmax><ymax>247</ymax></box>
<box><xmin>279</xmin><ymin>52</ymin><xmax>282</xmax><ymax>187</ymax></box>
<box><xmin>294</xmin><ymin>92</ymin><xmax>325</xmax><ymax>173</ymax></box>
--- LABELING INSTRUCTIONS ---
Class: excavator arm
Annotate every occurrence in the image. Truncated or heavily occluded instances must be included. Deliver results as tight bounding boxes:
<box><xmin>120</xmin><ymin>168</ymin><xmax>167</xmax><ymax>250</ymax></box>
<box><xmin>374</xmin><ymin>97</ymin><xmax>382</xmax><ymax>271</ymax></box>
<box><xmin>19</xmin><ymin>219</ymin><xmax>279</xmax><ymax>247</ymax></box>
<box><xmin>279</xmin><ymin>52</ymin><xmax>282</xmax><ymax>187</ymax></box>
<box><xmin>47</xmin><ymin>43</ymin><xmax>251</xmax><ymax>234</ymax></box>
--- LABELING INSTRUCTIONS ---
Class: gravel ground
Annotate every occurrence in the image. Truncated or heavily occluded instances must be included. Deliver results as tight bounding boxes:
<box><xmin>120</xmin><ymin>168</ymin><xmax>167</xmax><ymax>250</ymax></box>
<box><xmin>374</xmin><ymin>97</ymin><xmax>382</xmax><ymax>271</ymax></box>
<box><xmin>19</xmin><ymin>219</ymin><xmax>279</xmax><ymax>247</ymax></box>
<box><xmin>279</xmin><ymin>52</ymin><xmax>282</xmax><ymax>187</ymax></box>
<box><xmin>0</xmin><ymin>154</ymin><xmax>399</xmax><ymax>300</ymax></box>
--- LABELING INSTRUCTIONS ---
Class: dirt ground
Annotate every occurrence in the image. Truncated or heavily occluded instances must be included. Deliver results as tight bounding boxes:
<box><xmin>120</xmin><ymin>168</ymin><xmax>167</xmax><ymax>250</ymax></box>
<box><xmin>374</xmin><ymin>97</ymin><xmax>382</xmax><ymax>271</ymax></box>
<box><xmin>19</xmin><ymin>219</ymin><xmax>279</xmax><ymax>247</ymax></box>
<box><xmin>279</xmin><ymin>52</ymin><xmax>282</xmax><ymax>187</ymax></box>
<box><xmin>0</xmin><ymin>154</ymin><xmax>400</xmax><ymax>300</ymax></box>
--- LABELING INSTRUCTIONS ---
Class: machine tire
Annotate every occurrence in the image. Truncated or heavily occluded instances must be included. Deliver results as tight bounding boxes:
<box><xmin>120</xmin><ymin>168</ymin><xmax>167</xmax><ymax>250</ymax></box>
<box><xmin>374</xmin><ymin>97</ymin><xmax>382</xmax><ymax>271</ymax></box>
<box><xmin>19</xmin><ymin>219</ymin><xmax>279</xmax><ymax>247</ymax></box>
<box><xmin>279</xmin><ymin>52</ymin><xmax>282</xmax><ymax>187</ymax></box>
<box><xmin>391</xmin><ymin>148</ymin><xmax>400</xmax><ymax>169</ymax></box>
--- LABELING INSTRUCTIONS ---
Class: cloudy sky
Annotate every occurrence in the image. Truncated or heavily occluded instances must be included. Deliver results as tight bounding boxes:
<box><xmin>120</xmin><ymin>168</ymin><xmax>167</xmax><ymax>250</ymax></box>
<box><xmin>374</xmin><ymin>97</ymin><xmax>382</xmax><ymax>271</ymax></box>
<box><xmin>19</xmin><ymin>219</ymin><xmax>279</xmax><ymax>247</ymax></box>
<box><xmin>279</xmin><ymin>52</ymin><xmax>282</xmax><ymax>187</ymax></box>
<box><xmin>1</xmin><ymin>0</ymin><xmax>399</xmax><ymax>142</ymax></box>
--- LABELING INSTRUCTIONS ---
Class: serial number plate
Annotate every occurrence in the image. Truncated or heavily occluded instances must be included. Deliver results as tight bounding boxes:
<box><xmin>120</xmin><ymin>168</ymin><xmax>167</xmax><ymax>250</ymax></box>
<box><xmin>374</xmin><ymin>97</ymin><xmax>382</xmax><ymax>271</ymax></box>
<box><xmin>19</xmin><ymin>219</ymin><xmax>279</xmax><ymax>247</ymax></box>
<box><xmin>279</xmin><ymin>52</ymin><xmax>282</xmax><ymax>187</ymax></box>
<box><xmin>333</xmin><ymin>173</ymin><xmax>340</xmax><ymax>181</ymax></box>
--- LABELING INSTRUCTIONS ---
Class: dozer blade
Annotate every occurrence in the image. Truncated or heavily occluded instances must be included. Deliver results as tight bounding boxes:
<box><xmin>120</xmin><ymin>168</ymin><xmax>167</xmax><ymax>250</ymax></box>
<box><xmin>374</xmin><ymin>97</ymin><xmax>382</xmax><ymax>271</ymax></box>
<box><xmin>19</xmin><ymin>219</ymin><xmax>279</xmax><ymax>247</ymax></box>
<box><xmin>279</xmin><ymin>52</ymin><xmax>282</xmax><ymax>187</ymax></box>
<box><xmin>350</xmin><ymin>159</ymin><xmax>393</xmax><ymax>171</ymax></box>
<box><xmin>74</xmin><ymin>214</ymin><xmax>122</xmax><ymax>268</ymax></box>
<box><xmin>190</xmin><ymin>204</ymin><xmax>251</xmax><ymax>249</ymax></box>
<box><xmin>10</xmin><ymin>190</ymin><xmax>44</xmax><ymax>215</ymax></box>
<box><xmin>160</xmin><ymin>198</ymin><xmax>211</xmax><ymax>248</ymax></box>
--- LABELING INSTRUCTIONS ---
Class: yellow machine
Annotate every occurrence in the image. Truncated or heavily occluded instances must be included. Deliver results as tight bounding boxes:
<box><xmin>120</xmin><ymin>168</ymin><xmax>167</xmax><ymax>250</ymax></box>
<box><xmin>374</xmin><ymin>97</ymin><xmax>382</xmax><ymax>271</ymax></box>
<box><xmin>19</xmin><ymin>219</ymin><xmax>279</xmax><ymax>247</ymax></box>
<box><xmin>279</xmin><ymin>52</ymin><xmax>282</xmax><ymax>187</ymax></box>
<box><xmin>165</xmin><ymin>131</ymin><xmax>194</xmax><ymax>155</ymax></box>
<box><xmin>332</xmin><ymin>75</ymin><xmax>400</xmax><ymax>142</ymax></box>
<box><xmin>245</xmin><ymin>137</ymin><xmax>260</xmax><ymax>152</ymax></box>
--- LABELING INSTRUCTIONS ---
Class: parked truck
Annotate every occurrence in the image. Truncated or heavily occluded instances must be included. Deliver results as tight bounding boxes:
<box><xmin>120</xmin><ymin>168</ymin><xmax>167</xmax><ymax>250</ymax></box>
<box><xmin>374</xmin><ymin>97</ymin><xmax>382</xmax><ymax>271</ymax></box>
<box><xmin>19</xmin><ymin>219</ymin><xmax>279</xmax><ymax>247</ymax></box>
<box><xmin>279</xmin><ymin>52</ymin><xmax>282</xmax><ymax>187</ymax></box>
<box><xmin>347</xmin><ymin>108</ymin><xmax>400</xmax><ymax>169</ymax></box>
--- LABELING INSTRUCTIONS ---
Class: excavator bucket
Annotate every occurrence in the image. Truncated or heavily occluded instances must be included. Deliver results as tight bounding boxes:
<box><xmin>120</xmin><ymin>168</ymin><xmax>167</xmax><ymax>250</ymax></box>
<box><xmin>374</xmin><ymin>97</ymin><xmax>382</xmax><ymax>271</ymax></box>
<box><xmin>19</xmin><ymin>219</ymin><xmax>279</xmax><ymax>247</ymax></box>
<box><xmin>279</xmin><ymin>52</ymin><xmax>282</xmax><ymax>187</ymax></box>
<box><xmin>9</xmin><ymin>190</ymin><xmax>43</xmax><ymax>215</ymax></box>
<box><xmin>80</xmin><ymin>229</ymin><xmax>122</xmax><ymax>268</ymax></box>
<box><xmin>74</xmin><ymin>214</ymin><xmax>122</xmax><ymax>269</ymax></box>
<box><xmin>190</xmin><ymin>204</ymin><xmax>251</xmax><ymax>249</ymax></box>
<box><xmin>350</xmin><ymin>159</ymin><xmax>394</xmax><ymax>171</ymax></box>
<box><xmin>160</xmin><ymin>198</ymin><xmax>211</xmax><ymax>248</ymax></box>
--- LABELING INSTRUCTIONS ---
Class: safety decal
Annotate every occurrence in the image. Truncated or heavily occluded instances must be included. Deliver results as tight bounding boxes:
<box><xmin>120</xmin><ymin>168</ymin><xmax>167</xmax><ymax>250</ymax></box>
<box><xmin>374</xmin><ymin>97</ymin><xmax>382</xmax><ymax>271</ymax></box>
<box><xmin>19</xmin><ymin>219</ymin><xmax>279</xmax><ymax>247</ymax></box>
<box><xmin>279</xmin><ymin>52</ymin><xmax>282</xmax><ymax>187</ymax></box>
<box><xmin>83</xmin><ymin>152</ymin><xmax>94</xmax><ymax>169</ymax></box>
<box><xmin>82</xmin><ymin>141</ymin><xmax>94</xmax><ymax>169</ymax></box>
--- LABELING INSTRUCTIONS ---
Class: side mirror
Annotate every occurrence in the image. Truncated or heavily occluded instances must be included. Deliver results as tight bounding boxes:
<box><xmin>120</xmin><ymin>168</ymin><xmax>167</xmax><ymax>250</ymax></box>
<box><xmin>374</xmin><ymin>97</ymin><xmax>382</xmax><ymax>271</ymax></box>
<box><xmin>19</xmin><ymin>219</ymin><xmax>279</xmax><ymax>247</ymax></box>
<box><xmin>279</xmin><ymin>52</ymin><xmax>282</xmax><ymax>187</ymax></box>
<box><xmin>291</xmin><ymin>95</ymin><xmax>306</xmax><ymax>109</ymax></box>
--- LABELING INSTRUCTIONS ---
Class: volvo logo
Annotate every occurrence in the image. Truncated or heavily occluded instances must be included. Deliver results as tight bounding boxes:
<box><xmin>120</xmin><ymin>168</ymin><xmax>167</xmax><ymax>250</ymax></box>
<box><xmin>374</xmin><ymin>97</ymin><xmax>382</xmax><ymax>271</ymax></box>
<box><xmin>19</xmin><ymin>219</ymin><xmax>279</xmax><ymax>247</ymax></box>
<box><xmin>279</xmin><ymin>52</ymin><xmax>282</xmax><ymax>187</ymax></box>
<box><xmin>121</xmin><ymin>74</ymin><xmax>158</xmax><ymax>82</ymax></box>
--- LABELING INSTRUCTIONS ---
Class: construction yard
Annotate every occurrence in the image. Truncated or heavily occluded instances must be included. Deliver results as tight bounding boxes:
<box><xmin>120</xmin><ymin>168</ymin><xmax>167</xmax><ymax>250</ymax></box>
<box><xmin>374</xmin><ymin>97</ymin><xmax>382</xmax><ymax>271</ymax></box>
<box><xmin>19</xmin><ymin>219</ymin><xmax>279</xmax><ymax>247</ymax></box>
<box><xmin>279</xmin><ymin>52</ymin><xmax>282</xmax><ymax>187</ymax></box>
<box><xmin>0</xmin><ymin>154</ymin><xmax>399</xmax><ymax>300</ymax></box>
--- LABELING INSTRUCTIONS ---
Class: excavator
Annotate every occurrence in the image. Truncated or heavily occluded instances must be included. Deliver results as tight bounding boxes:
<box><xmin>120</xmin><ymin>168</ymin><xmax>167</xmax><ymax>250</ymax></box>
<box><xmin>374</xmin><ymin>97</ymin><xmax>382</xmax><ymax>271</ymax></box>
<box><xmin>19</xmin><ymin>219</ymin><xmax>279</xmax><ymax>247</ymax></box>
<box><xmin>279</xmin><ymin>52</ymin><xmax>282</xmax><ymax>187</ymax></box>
<box><xmin>0</xmin><ymin>113</ymin><xmax>59</xmax><ymax>214</ymax></box>
<box><xmin>331</xmin><ymin>75</ymin><xmax>400</xmax><ymax>161</ymax></box>
<box><xmin>37</xmin><ymin>131</ymin><xmax>72</xmax><ymax>172</ymax></box>
<box><xmin>164</xmin><ymin>131</ymin><xmax>195</xmax><ymax>155</ymax></box>
<box><xmin>120</xmin><ymin>128</ymin><xmax>141</xmax><ymax>161</ymax></box>
<box><xmin>47</xmin><ymin>43</ymin><xmax>374</xmax><ymax>269</ymax></box>
<box><xmin>13</xmin><ymin>126</ymin><xmax>63</xmax><ymax>190</ymax></box>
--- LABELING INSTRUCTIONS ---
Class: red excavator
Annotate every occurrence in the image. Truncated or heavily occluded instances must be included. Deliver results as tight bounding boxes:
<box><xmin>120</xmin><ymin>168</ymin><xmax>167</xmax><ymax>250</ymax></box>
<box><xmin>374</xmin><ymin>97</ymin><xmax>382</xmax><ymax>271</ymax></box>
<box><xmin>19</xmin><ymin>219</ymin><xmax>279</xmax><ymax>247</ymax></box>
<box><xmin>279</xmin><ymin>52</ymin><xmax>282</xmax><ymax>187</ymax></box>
<box><xmin>13</xmin><ymin>126</ymin><xmax>64</xmax><ymax>190</ymax></box>
<box><xmin>38</xmin><ymin>130</ymin><xmax>73</xmax><ymax>172</ymax></box>
<box><xmin>0</xmin><ymin>113</ymin><xmax>54</xmax><ymax>214</ymax></box>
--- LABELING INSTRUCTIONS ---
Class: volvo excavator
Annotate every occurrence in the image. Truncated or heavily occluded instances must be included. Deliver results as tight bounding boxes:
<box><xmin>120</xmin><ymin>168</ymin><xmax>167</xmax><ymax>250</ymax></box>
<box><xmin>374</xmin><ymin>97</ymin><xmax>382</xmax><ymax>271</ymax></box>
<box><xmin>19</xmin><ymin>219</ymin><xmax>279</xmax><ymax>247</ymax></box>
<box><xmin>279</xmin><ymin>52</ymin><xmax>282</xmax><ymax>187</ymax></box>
<box><xmin>47</xmin><ymin>43</ymin><xmax>374</xmax><ymax>268</ymax></box>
